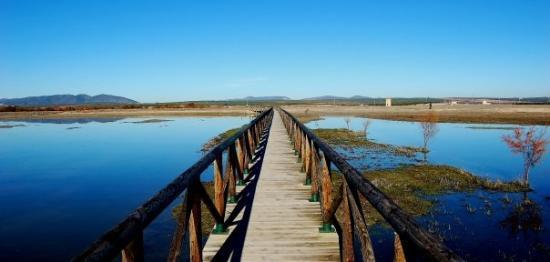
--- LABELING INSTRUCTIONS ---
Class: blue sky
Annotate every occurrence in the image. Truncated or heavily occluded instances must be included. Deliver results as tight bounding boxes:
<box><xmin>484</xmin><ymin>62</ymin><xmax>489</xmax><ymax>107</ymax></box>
<box><xmin>1</xmin><ymin>0</ymin><xmax>549</xmax><ymax>102</ymax></box>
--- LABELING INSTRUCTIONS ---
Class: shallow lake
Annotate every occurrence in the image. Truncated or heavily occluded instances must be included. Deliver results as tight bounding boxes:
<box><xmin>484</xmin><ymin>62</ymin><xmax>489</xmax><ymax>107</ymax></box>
<box><xmin>1</xmin><ymin>115</ymin><xmax>549</xmax><ymax>261</ymax></box>
<box><xmin>0</xmin><ymin>116</ymin><xmax>250</xmax><ymax>261</ymax></box>
<box><xmin>307</xmin><ymin>116</ymin><xmax>550</xmax><ymax>260</ymax></box>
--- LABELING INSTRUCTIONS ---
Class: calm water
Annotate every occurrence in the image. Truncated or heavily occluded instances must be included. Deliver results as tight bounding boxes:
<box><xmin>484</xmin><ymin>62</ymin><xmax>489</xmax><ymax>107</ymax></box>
<box><xmin>2</xmin><ymin>116</ymin><xmax>549</xmax><ymax>261</ymax></box>
<box><xmin>307</xmin><ymin>117</ymin><xmax>550</xmax><ymax>260</ymax></box>
<box><xmin>0</xmin><ymin>116</ymin><xmax>249</xmax><ymax>261</ymax></box>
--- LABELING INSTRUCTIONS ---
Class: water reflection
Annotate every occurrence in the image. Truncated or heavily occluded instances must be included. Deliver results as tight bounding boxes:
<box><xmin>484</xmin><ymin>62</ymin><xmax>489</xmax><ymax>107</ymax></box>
<box><xmin>500</xmin><ymin>194</ymin><xmax>543</xmax><ymax>236</ymax></box>
<box><xmin>0</xmin><ymin>116</ymin><xmax>249</xmax><ymax>261</ymax></box>
<box><xmin>4</xmin><ymin>117</ymin><xmax>124</xmax><ymax>124</ymax></box>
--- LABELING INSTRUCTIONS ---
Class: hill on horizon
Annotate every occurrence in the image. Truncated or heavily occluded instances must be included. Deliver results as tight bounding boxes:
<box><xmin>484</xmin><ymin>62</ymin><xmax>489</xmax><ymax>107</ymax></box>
<box><xmin>0</xmin><ymin>94</ymin><xmax>138</xmax><ymax>106</ymax></box>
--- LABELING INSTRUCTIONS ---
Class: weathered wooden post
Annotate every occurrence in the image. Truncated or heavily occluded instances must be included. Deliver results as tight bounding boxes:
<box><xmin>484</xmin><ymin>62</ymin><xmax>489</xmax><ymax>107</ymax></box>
<box><xmin>242</xmin><ymin>133</ymin><xmax>253</xmax><ymax>180</ymax></box>
<box><xmin>121</xmin><ymin>231</ymin><xmax>144</xmax><ymax>262</ymax></box>
<box><xmin>341</xmin><ymin>181</ymin><xmax>355</xmax><ymax>262</ymax></box>
<box><xmin>228</xmin><ymin>144</ymin><xmax>240</xmax><ymax>203</ymax></box>
<box><xmin>168</xmin><ymin>193</ymin><xmax>189</xmax><ymax>262</ymax></box>
<box><xmin>236</xmin><ymin>138</ymin><xmax>245</xmax><ymax>183</ymax></box>
<box><xmin>348</xmin><ymin>188</ymin><xmax>375</xmax><ymax>261</ymax></box>
<box><xmin>212</xmin><ymin>153</ymin><xmax>226</xmax><ymax>234</ymax></box>
<box><xmin>319</xmin><ymin>153</ymin><xmax>334</xmax><ymax>233</ymax></box>
<box><xmin>394</xmin><ymin>233</ymin><xmax>406</xmax><ymax>262</ymax></box>
<box><xmin>188</xmin><ymin>184</ymin><xmax>203</xmax><ymax>262</ymax></box>
<box><xmin>309</xmin><ymin>143</ymin><xmax>320</xmax><ymax>202</ymax></box>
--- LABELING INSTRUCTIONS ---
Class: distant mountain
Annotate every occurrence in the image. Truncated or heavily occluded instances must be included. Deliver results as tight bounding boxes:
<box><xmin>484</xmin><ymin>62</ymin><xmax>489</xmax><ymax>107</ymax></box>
<box><xmin>0</xmin><ymin>94</ymin><xmax>138</xmax><ymax>106</ymax></box>
<box><xmin>349</xmin><ymin>95</ymin><xmax>373</xmax><ymax>100</ymax></box>
<box><xmin>232</xmin><ymin>96</ymin><xmax>291</xmax><ymax>101</ymax></box>
<box><xmin>302</xmin><ymin>95</ymin><xmax>348</xmax><ymax>100</ymax></box>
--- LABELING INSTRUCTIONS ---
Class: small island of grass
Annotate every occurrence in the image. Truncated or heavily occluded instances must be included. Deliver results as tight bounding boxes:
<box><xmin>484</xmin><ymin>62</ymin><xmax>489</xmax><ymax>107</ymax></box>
<box><xmin>127</xmin><ymin>119</ymin><xmax>173</xmax><ymax>124</ymax></box>
<box><xmin>333</xmin><ymin>164</ymin><xmax>530</xmax><ymax>225</ymax></box>
<box><xmin>0</xmin><ymin>124</ymin><xmax>25</xmax><ymax>129</ymax></box>
<box><xmin>314</xmin><ymin>128</ymin><xmax>422</xmax><ymax>156</ymax></box>
<box><xmin>201</xmin><ymin>127</ymin><xmax>243</xmax><ymax>152</ymax></box>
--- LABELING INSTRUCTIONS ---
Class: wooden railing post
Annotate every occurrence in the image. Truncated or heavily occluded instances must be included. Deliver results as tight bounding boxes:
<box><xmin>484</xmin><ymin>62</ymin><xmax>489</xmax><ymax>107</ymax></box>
<box><xmin>168</xmin><ymin>192</ymin><xmax>189</xmax><ymax>262</ymax></box>
<box><xmin>341</xmin><ymin>180</ymin><xmax>355</xmax><ymax>262</ymax></box>
<box><xmin>213</xmin><ymin>152</ymin><xmax>226</xmax><ymax>234</ymax></box>
<box><xmin>394</xmin><ymin>233</ymin><xmax>406</xmax><ymax>262</ymax></box>
<box><xmin>309</xmin><ymin>143</ymin><xmax>320</xmax><ymax>203</ymax></box>
<box><xmin>122</xmin><ymin>231</ymin><xmax>144</xmax><ymax>262</ymax></box>
<box><xmin>228</xmin><ymin>143</ymin><xmax>241</xmax><ymax>202</ymax></box>
<box><xmin>317</xmin><ymin>153</ymin><xmax>334</xmax><ymax>233</ymax></box>
<box><xmin>237</xmin><ymin>137</ymin><xmax>246</xmax><ymax>180</ymax></box>
<box><xmin>188</xmin><ymin>183</ymin><xmax>203</xmax><ymax>262</ymax></box>
<box><xmin>242</xmin><ymin>133</ymin><xmax>253</xmax><ymax>177</ymax></box>
<box><xmin>348</xmin><ymin>187</ymin><xmax>375</xmax><ymax>261</ymax></box>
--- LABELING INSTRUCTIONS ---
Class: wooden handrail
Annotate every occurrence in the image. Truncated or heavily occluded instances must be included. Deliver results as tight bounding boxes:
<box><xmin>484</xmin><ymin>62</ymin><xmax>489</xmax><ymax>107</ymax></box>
<box><xmin>278</xmin><ymin>108</ymin><xmax>463</xmax><ymax>262</ymax></box>
<box><xmin>73</xmin><ymin>108</ymin><xmax>274</xmax><ymax>262</ymax></box>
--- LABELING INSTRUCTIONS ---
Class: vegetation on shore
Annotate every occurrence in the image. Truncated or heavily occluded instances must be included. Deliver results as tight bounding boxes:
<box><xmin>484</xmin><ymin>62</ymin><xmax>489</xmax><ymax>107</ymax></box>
<box><xmin>313</xmin><ymin>128</ymin><xmax>422</xmax><ymax>156</ymax></box>
<box><xmin>466</xmin><ymin>126</ymin><xmax>517</xmax><ymax>130</ymax></box>
<box><xmin>296</xmin><ymin>113</ymin><xmax>324</xmax><ymax>124</ymax></box>
<box><xmin>126</xmin><ymin>119</ymin><xmax>173</xmax><ymax>124</ymax></box>
<box><xmin>0</xmin><ymin>124</ymin><xmax>25</xmax><ymax>128</ymax></box>
<box><xmin>334</xmin><ymin>164</ymin><xmax>530</xmax><ymax>225</ymax></box>
<box><xmin>313</xmin><ymin>127</ymin><xmax>531</xmax><ymax>225</ymax></box>
<box><xmin>201</xmin><ymin>127</ymin><xmax>242</xmax><ymax>152</ymax></box>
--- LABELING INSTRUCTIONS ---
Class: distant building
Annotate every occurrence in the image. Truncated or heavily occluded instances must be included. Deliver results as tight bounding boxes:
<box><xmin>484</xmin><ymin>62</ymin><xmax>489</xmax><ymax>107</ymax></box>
<box><xmin>450</xmin><ymin>101</ymin><xmax>458</xmax><ymax>105</ymax></box>
<box><xmin>481</xmin><ymin>100</ymin><xmax>491</xmax><ymax>105</ymax></box>
<box><xmin>385</xmin><ymin>98</ymin><xmax>392</xmax><ymax>107</ymax></box>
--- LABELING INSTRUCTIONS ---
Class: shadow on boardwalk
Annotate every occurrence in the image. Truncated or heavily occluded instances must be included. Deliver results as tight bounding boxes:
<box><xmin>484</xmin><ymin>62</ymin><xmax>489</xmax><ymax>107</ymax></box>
<box><xmin>209</xmin><ymin>129</ymin><xmax>270</xmax><ymax>261</ymax></box>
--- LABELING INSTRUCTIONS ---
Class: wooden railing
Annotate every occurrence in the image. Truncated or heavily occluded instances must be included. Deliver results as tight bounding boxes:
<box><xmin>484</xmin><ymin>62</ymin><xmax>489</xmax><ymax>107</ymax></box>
<box><xmin>73</xmin><ymin>108</ymin><xmax>274</xmax><ymax>262</ymax></box>
<box><xmin>278</xmin><ymin>108</ymin><xmax>463</xmax><ymax>262</ymax></box>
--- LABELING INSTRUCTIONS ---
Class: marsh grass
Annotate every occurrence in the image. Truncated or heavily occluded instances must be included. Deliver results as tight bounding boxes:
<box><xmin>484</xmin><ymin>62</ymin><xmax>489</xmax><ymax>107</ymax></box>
<box><xmin>331</xmin><ymin>164</ymin><xmax>529</xmax><ymax>225</ymax></box>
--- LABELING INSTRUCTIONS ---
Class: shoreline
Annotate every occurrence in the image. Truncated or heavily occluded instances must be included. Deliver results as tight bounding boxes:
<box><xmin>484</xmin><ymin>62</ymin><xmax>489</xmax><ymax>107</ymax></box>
<box><xmin>1</xmin><ymin>104</ymin><xmax>549</xmax><ymax>125</ymax></box>
<box><xmin>284</xmin><ymin>104</ymin><xmax>550</xmax><ymax>125</ymax></box>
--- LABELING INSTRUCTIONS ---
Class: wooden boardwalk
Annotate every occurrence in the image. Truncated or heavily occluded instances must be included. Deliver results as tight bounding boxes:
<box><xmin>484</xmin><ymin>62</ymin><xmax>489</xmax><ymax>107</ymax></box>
<box><xmin>76</xmin><ymin>108</ymin><xmax>460</xmax><ymax>262</ymax></box>
<box><xmin>203</xmin><ymin>111</ymin><xmax>340</xmax><ymax>261</ymax></box>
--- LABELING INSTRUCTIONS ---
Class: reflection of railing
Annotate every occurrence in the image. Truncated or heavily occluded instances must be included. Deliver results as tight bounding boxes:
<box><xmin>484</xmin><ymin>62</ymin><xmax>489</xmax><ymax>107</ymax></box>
<box><xmin>73</xmin><ymin>108</ymin><xmax>274</xmax><ymax>262</ymax></box>
<box><xmin>279</xmin><ymin>108</ymin><xmax>463</xmax><ymax>262</ymax></box>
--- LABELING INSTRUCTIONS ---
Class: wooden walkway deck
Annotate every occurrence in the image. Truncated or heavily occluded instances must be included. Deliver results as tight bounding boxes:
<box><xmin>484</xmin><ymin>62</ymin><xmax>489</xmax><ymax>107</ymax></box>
<box><xmin>203</xmin><ymin>111</ymin><xmax>340</xmax><ymax>261</ymax></box>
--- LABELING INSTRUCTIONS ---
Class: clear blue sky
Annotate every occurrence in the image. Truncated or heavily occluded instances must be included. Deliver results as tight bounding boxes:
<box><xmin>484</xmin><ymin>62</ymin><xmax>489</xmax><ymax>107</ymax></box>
<box><xmin>1</xmin><ymin>0</ymin><xmax>549</xmax><ymax>102</ymax></box>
